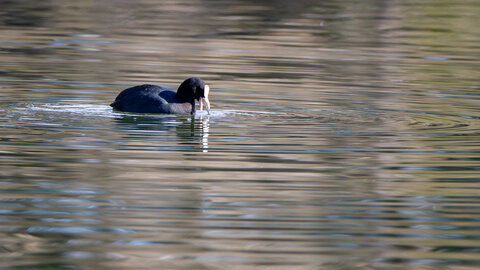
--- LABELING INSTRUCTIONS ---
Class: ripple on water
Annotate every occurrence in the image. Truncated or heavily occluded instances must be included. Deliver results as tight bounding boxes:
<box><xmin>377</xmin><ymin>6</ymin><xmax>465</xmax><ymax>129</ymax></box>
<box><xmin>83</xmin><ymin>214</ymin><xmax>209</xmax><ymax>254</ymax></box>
<box><xmin>20</xmin><ymin>103</ymin><xmax>290</xmax><ymax>120</ymax></box>
<box><xmin>27</xmin><ymin>103</ymin><xmax>119</xmax><ymax>118</ymax></box>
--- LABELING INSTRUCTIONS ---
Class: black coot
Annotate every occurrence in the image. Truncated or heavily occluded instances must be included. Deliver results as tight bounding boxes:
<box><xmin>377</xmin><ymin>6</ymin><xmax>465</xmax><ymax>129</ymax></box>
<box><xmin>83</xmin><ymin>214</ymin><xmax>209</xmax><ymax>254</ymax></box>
<box><xmin>110</xmin><ymin>77</ymin><xmax>210</xmax><ymax>114</ymax></box>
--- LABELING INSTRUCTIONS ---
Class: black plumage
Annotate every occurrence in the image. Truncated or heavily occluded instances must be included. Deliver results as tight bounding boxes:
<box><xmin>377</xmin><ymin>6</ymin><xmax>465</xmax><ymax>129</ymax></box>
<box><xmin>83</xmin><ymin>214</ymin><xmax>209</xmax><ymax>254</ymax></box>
<box><xmin>111</xmin><ymin>77</ymin><xmax>210</xmax><ymax>114</ymax></box>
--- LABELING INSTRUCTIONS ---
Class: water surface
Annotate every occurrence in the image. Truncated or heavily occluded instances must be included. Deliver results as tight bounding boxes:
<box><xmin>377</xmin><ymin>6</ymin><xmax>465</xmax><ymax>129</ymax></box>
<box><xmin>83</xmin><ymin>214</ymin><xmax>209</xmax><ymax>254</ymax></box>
<box><xmin>1</xmin><ymin>0</ymin><xmax>480</xmax><ymax>269</ymax></box>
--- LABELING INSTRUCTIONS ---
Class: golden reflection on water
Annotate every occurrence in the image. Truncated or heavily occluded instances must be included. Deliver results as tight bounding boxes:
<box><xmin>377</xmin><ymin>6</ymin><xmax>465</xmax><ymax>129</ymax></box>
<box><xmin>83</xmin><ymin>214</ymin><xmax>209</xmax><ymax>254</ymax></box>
<box><xmin>1</xmin><ymin>0</ymin><xmax>480</xmax><ymax>269</ymax></box>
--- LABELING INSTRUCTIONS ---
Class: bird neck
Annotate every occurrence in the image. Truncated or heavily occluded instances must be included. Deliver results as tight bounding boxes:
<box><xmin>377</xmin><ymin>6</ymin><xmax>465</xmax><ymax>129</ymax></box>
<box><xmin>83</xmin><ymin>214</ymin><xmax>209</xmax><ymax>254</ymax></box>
<box><xmin>175</xmin><ymin>92</ymin><xmax>194</xmax><ymax>103</ymax></box>
<box><xmin>191</xmin><ymin>101</ymin><xmax>196</xmax><ymax>114</ymax></box>
<box><xmin>174</xmin><ymin>93</ymin><xmax>195</xmax><ymax>114</ymax></box>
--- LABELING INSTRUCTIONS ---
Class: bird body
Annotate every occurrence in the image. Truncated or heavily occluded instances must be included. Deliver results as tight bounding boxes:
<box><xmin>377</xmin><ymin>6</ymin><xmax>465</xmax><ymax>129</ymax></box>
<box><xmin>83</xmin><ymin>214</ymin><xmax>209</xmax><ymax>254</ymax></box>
<box><xmin>110</xmin><ymin>77</ymin><xmax>210</xmax><ymax>114</ymax></box>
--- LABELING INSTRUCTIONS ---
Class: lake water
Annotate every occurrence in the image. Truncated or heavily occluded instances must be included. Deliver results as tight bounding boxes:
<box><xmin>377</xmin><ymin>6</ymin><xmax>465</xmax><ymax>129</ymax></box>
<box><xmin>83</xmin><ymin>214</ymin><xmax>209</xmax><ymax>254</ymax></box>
<box><xmin>1</xmin><ymin>0</ymin><xmax>480</xmax><ymax>269</ymax></box>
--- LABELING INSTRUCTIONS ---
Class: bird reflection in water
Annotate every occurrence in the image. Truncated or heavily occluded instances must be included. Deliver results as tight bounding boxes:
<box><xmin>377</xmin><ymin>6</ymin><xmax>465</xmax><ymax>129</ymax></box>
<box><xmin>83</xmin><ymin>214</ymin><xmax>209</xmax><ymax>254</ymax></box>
<box><xmin>199</xmin><ymin>114</ymin><xmax>209</xmax><ymax>153</ymax></box>
<box><xmin>114</xmin><ymin>114</ymin><xmax>210</xmax><ymax>152</ymax></box>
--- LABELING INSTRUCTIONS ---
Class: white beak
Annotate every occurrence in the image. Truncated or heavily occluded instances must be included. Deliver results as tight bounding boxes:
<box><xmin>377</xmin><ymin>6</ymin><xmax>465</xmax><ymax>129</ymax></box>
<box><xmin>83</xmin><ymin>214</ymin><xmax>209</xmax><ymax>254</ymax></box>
<box><xmin>199</xmin><ymin>84</ymin><xmax>210</xmax><ymax>114</ymax></box>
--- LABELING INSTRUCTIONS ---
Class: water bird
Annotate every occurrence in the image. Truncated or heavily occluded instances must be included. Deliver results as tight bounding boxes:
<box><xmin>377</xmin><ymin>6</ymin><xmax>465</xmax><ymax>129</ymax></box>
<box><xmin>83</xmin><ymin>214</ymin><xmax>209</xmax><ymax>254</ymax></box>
<box><xmin>110</xmin><ymin>77</ymin><xmax>210</xmax><ymax>114</ymax></box>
